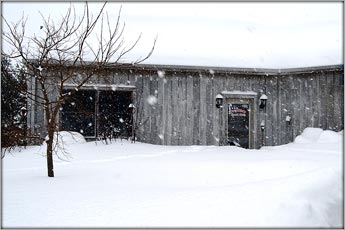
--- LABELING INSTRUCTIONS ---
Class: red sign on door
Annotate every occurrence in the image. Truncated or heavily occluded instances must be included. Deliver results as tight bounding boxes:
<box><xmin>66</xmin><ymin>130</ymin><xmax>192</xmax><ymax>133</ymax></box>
<box><xmin>229</xmin><ymin>104</ymin><xmax>249</xmax><ymax>117</ymax></box>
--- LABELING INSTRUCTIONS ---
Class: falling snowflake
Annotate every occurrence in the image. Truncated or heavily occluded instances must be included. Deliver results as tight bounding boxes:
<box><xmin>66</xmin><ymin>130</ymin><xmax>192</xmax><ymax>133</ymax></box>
<box><xmin>246</xmin><ymin>25</ymin><xmax>256</xmax><ymax>32</ymax></box>
<box><xmin>119</xmin><ymin>118</ymin><xmax>124</xmax><ymax>123</ymax></box>
<box><xmin>157</xmin><ymin>70</ymin><xmax>165</xmax><ymax>78</ymax></box>
<box><xmin>209</xmin><ymin>69</ymin><xmax>215</xmax><ymax>75</ymax></box>
<box><xmin>147</xmin><ymin>95</ymin><xmax>158</xmax><ymax>105</ymax></box>
<box><xmin>158</xmin><ymin>134</ymin><xmax>164</xmax><ymax>140</ymax></box>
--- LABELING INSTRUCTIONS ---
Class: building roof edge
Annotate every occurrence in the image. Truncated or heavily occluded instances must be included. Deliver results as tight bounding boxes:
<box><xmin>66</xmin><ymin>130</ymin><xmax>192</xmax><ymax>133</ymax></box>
<box><xmin>26</xmin><ymin>59</ymin><xmax>344</xmax><ymax>75</ymax></box>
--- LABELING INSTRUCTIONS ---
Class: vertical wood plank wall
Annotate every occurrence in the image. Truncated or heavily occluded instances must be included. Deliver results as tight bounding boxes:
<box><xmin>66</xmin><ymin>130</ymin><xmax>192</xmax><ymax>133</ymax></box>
<box><xmin>30</xmin><ymin>65</ymin><xmax>344</xmax><ymax>148</ymax></box>
<box><xmin>130</xmin><ymin>68</ymin><xmax>344</xmax><ymax>148</ymax></box>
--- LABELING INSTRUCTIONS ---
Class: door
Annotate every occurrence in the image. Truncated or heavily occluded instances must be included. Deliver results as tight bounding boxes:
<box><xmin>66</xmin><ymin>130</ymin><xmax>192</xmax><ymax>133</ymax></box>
<box><xmin>228</xmin><ymin>102</ymin><xmax>250</xmax><ymax>148</ymax></box>
<box><xmin>98</xmin><ymin>91</ymin><xmax>132</xmax><ymax>139</ymax></box>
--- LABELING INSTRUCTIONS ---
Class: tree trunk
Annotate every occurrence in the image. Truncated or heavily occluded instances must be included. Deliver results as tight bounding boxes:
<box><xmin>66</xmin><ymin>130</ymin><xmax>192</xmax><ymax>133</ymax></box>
<box><xmin>46</xmin><ymin>129</ymin><xmax>54</xmax><ymax>177</ymax></box>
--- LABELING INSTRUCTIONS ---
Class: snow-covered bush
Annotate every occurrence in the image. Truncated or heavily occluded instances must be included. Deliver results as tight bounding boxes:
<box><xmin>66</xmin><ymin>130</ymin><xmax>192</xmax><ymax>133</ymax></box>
<box><xmin>294</xmin><ymin>127</ymin><xmax>343</xmax><ymax>144</ymax></box>
<box><xmin>294</xmin><ymin>128</ymin><xmax>323</xmax><ymax>144</ymax></box>
<box><xmin>317</xmin><ymin>130</ymin><xmax>343</xmax><ymax>143</ymax></box>
<box><xmin>41</xmin><ymin>131</ymin><xmax>86</xmax><ymax>159</ymax></box>
<box><xmin>43</xmin><ymin>131</ymin><xmax>86</xmax><ymax>146</ymax></box>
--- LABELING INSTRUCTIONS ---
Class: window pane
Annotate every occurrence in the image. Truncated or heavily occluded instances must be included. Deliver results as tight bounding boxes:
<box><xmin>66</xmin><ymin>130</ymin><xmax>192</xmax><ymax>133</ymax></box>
<box><xmin>61</xmin><ymin>90</ymin><xmax>96</xmax><ymax>136</ymax></box>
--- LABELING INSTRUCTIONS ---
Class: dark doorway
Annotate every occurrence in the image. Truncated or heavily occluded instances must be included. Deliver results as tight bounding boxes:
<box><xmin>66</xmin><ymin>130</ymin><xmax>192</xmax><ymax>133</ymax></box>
<box><xmin>98</xmin><ymin>91</ymin><xmax>132</xmax><ymax>139</ymax></box>
<box><xmin>227</xmin><ymin>103</ymin><xmax>250</xmax><ymax>148</ymax></box>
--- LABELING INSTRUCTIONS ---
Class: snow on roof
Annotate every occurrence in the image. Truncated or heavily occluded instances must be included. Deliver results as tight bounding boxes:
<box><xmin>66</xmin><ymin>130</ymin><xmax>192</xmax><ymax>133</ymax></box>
<box><xmin>27</xmin><ymin>59</ymin><xmax>343</xmax><ymax>76</ymax></box>
<box><xmin>64</xmin><ymin>83</ymin><xmax>136</xmax><ymax>91</ymax></box>
<box><xmin>221</xmin><ymin>90</ymin><xmax>258</xmax><ymax>96</ymax></box>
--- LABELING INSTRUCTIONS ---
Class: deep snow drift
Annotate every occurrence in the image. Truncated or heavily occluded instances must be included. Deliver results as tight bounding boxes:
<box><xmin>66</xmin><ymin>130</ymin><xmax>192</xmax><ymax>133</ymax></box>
<box><xmin>2</xmin><ymin>128</ymin><xmax>343</xmax><ymax>228</ymax></box>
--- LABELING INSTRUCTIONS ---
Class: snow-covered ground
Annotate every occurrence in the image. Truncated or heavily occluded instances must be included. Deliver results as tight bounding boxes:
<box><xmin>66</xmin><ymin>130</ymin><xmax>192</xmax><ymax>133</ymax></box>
<box><xmin>2</xmin><ymin>128</ymin><xmax>343</xmax><ymax>228</ymax></box>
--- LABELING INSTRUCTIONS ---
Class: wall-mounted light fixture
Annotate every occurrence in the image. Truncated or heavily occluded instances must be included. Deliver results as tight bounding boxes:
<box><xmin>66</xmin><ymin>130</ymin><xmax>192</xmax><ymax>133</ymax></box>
<box><xmin>259</xmin><ymin>94</ymin><xmax>268</xmax><ymax>109</ymax></box>
<box><xmin>286</xmin><ymin>114</ymin><xmax>292</xmax><ymax>125</ymax></box>
<box><xmin>128</xmin><ymin>103</ymin><xmax>136</xmax><ymax>110</ymax></box>
<box><xmin>216</xmin><ymin>94</ymin><xmax>224</xmax><ymax>108</ymax></box>
<box><xmin>260</xmin><ymin>120</ymin><xmax>265</xmax><ymax>131</ymax></box>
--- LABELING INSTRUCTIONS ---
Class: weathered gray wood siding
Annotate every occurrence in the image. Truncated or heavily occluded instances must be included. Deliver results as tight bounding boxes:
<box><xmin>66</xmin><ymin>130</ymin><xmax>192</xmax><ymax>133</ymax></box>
<box><xmin>29</xmin><ymin>64</ymin><xmax>344</xmax><ymax>148</ymax></box>
<box><xmin>129</xmin><ymin>66</ymin><xmax>343</xmax><ymax>148</ymax></box>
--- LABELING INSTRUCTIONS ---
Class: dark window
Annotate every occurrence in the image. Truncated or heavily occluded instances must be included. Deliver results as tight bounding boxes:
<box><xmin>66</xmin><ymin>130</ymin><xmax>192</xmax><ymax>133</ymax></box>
<box><xmin>61</xmin><ymin>90</ymin><xmax>96</xmax><ymax>137</ymax></box>
<box><xmin>61</xmin><ymin>89</ymin><xmax>133</xmax><ymax>139</ymax></box>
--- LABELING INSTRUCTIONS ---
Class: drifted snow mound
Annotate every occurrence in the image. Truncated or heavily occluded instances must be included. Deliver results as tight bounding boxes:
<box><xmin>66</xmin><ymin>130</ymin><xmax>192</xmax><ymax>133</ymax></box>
<box><xmin>318</xmin><ymin>130</ymin><xmax>343</xmax><ymax>143</ymax></box>
<box><xmin>294</xmin><ymin>127</ymin><xmax>343</xmax><ymax>144</ymax></box>
<box><xmin>40</xmin><ymin>132</ymin><xmax>86</xmax><ymax>157</ymax></box>
<box><xmin>43</xmin><ymin>131</ymin><xmax>86</xmax><ymax>146</ymax></box>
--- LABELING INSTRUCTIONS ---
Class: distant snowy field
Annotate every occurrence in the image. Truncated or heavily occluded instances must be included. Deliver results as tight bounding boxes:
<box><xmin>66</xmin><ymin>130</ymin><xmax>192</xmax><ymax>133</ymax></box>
<box><xmin>2</xmin><ymin>128</ymin><xmax>343</xmax><ymax>228</ymax></box>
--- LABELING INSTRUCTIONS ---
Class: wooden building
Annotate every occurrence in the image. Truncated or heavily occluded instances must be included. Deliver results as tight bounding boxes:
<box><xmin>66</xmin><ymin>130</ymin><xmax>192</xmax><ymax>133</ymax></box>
<box><xmin>27</xmin><ymin>63</ymin><xmax>344</xmax><ymax>149</ymax></box>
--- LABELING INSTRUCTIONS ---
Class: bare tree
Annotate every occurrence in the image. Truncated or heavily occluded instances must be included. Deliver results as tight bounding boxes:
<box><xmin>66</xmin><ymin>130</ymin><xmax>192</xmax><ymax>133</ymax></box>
<box><xmin>2</xmin><ymin>2</ymin><xmax>156</xmax><ymax>177</ymax></box>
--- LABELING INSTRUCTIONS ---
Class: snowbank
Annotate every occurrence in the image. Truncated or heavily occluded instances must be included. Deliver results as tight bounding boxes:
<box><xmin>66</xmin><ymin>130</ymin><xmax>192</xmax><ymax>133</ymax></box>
<box><xmin>40</xmin><ymin>131</ymin><xmax>86</xmax><ymax>156</ymax></box>
<box><xmin>43</xmin><ymin>131</ymin><xmax>86</xmax><ymax>146</ymax></box>
<box><xmin>318</xmin><ymin>130</ymin><xmax>343</xmax><ymax>143</ymax></box>
<box><xmin>2</xmin><ymin>127</ymin><xmax>343</xmax><ymax>228</ymax></box>
<box><xmin>294</xmin><ymin>127</ymin><xmax>343</xmax><ymax>144</ymax></box>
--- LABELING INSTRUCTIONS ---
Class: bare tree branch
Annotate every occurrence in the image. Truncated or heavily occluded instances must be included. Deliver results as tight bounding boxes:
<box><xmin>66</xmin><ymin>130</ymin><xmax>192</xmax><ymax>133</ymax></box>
<box><xmin>2</xmin><ymin>2</ymin><xmax>156</xmax><ymax>177</ymax></box>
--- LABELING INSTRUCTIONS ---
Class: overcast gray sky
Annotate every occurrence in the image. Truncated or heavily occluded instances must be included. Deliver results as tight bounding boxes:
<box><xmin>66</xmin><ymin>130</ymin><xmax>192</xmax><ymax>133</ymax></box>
<box><xmin>2</xmin><ymin>2</ymin><xmax>343</xmax><ymax>68</ymax></box>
